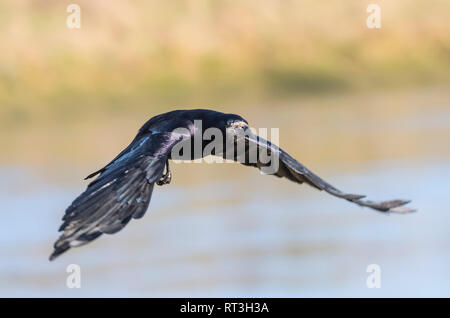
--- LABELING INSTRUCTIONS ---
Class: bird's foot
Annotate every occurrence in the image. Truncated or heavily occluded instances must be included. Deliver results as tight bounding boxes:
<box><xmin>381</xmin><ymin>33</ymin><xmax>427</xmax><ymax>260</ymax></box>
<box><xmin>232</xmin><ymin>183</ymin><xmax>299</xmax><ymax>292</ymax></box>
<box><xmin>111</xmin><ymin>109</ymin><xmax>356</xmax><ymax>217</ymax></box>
<box><xmin>157</xmin><ymin>170</ymin><xmax>172</xmax><ymax>186</ymax></box>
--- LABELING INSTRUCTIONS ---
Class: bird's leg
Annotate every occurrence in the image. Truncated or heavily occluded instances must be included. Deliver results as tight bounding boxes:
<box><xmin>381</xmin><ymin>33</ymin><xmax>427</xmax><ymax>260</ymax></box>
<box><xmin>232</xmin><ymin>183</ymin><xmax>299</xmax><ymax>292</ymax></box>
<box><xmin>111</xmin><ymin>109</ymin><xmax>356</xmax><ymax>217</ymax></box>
<box><xmin>157</xmin><ymin>160</ymin><xmax>172</xmax><ymax>186</ymax></box>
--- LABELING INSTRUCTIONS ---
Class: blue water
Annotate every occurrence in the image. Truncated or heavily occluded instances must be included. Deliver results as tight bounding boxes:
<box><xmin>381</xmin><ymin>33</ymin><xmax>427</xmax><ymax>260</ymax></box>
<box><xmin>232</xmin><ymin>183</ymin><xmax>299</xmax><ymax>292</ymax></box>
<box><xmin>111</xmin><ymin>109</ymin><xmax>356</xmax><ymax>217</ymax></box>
<box><xmin>0</xmin><ymin>158</ymin><xmax>449</xmax><ymax>297</ymax></box>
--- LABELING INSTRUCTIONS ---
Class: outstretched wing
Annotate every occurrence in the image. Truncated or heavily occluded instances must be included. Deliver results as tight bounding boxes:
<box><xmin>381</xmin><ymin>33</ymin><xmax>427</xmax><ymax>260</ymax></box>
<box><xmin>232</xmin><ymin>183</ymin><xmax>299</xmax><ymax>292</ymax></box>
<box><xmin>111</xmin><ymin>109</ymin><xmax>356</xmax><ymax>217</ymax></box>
<box><xmin>233</xmin><ymin>132</ymin><xmax>414</xmax><ymax>213</ymax></box>
<box><xmin>50</xmin><ymin>132</ymin><xmax>182</xmax><ymax>260</ymax></box>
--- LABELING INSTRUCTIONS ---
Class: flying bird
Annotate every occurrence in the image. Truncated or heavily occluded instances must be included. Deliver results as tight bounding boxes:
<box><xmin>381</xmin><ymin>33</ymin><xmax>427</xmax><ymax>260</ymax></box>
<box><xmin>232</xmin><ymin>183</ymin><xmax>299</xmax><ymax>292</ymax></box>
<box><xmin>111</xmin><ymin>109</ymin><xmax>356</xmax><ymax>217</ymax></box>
<box><xmin>50</xmin><ymin>109</ymin><xmax>413</xmax><ymax>260</ymax></box>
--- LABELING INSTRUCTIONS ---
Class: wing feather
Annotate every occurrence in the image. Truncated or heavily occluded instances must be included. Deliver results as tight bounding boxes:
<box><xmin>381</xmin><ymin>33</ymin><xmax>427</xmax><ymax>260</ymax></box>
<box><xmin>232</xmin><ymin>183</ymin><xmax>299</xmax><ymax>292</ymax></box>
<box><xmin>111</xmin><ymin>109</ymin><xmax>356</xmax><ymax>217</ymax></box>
<box><xmin>50</xmin><ymin>132</ymin><xmax>181</xmax><ymax>260</ymax></box>
<box><xmin>240</xmin><ymin>133</ymin><xmax>414</xmax><ymax>213</ymax></box>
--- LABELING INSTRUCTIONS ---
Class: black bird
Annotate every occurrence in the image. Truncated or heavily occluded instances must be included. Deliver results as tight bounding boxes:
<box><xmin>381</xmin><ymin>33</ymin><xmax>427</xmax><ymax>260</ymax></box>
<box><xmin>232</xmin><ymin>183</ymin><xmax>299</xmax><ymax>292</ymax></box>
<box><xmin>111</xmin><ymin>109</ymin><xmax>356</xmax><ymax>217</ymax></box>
<box><xmin>50</xmin><ymin>109</ymin><xmax>413</xmax><ymax>260</ymax></box>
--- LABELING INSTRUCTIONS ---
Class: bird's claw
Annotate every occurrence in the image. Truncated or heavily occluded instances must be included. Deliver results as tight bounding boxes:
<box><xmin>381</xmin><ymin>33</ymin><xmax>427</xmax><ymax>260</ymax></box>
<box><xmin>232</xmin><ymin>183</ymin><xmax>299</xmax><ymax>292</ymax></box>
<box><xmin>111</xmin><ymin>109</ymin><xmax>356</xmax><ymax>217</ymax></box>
<box><xmin>157</xmin><ymin>171</ymin><xmax>171</xmax><ymax>186</ymax></box>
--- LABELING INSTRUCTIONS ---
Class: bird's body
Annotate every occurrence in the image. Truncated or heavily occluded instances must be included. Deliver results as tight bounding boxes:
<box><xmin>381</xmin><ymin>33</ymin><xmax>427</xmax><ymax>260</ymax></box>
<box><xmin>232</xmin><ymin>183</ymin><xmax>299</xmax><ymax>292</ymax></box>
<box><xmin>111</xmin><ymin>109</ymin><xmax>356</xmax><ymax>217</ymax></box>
<box><xmin>50</xmin><ymin>109</ymin><xmax>413</xmax><ymax>260</ymax></box>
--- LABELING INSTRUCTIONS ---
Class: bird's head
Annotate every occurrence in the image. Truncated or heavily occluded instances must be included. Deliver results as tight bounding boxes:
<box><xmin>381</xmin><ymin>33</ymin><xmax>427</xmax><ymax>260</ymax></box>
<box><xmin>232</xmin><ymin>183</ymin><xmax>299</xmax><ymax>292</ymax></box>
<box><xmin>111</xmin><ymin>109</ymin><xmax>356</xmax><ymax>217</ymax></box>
<box><xmin>221</xmin><ymin>114</ymin><xmax>252</xmax><ymax>147</ymax></box>
<box><xmin>224</xmin><ymin>114</ymin><xmax>249</xmax><ymax>133</ymax></box>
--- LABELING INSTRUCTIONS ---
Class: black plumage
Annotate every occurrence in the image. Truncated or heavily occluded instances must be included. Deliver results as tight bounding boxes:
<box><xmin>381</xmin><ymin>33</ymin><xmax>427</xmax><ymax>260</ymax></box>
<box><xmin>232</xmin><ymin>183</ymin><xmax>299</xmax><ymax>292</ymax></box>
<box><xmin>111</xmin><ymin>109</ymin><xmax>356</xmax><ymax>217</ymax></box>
<box><xmin>50</xmin><ymin>109</ymin><xmax>413</xmax><ymax>260</ymax></box>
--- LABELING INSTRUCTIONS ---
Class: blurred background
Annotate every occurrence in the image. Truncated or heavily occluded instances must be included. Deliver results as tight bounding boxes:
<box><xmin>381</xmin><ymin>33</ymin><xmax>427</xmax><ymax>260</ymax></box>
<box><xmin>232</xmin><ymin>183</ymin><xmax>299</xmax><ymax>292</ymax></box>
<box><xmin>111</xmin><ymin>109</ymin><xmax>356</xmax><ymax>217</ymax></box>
<box><xmin>1</xmin><ymin>0</ymin><xmax>450</xmax><ymax>297</ymax></box>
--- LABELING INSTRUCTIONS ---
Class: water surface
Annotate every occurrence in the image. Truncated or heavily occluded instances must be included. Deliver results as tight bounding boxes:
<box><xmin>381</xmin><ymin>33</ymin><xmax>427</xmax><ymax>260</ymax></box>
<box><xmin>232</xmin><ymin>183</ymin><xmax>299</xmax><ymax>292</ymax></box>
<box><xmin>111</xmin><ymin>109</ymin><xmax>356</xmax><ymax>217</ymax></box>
<box><xmin>1</xmin><ymin>158</ymin><xmax>448</xmax><ymax>297</ymax></box>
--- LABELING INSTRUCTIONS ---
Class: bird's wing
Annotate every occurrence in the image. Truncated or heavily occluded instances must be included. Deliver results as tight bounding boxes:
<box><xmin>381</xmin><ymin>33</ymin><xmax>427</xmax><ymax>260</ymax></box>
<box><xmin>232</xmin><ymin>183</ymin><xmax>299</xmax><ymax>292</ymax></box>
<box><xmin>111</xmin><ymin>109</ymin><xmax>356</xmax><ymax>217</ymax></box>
<box><xmin>50</xmin><ymin>132</ymin><xmax>183</xmax><ymax>260</ymax></box>
<box><xmin>233</xmin><ymin>132</ymin><xmax>414</xmax><ymax>213</ymax></box>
